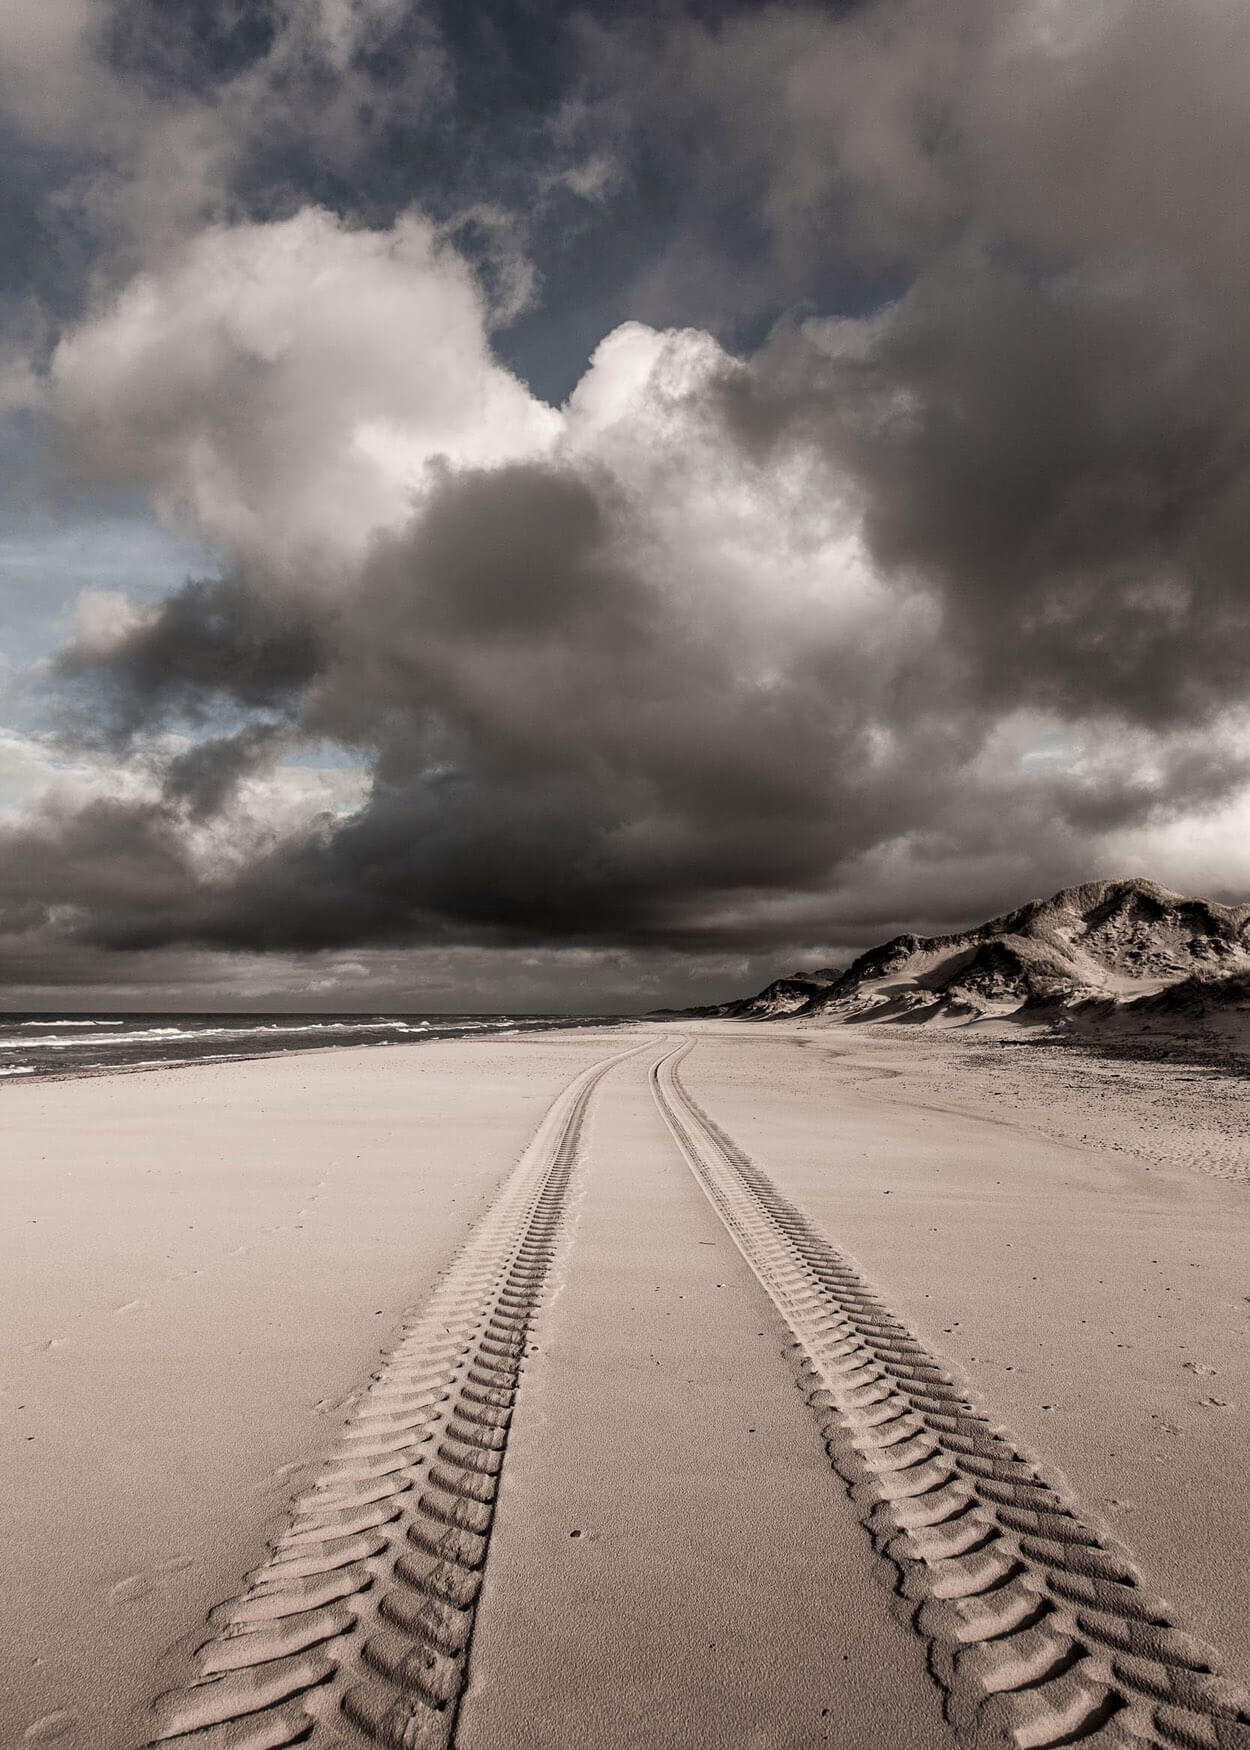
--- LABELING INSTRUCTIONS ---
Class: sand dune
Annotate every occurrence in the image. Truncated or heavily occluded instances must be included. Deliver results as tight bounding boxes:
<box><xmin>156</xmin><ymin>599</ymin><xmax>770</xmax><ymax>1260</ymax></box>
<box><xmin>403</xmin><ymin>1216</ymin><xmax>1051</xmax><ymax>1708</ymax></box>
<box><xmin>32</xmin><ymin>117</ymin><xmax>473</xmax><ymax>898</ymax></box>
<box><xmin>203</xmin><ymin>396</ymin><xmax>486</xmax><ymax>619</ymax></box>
<box><xmin>3</xmin><ymin>1024</ymin><xmax>1249</xmax><ymax>1747</ymax></box>
<box><xmin>680</xmin><ymin>878</ymin><xmax>1250</xmax><ymax>1033</ymax></box>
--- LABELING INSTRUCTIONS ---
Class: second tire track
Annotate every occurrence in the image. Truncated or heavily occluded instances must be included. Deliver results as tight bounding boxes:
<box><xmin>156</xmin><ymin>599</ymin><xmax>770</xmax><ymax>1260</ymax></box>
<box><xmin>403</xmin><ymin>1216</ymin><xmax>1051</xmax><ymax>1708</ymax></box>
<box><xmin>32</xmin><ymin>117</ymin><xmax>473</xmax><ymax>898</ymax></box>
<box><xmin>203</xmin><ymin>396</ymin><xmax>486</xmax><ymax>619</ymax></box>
<box><xmin>652</xmin><ymin>1040</ymin><xmax>1250</xmax><ymax>1750</ymax></box>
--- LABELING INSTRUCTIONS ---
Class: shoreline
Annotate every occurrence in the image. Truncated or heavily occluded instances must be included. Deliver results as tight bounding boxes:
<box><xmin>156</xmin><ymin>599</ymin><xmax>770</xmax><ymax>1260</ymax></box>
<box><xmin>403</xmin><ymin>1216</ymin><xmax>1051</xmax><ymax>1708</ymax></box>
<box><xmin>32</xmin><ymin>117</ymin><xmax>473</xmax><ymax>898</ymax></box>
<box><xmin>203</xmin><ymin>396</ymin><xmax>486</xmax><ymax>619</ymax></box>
<box><xmin>0</xmin><ymin>1014</ymin><xmax>631</xmax><ymax>1089</ymax></box>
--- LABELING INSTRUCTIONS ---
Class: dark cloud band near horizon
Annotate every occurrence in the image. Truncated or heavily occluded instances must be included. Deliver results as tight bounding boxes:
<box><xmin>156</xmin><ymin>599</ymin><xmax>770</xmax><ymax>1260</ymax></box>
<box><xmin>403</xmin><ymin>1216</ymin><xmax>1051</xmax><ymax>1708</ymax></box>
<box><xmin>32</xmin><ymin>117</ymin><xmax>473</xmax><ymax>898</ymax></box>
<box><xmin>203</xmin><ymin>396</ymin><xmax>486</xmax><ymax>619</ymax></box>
<box><xmin>1</xmin><ymin>1</ymin><xmax>1250</xmax><ymax>1006</ymax></box>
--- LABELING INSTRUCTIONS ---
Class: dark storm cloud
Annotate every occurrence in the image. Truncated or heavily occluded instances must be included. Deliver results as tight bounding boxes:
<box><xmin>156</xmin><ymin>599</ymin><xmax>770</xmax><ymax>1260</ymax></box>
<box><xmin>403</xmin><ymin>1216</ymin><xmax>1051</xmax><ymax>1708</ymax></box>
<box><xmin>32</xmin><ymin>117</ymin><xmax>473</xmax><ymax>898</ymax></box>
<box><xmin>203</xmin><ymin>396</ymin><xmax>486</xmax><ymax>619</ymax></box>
<box><xmin>4</xmin><ymin>0</ymin><xmax>1250</xmax><ymax>1002</ymax></box>
<box><xmin>17</xmin><ymin>436</ymin><xmax>1238</xmax><ymax>965</ymax></box>
<box><xmin>56</xmin><ymin>575</ymin><xmax>330</xmax><ymax>736</ymax></box>
<box><xmin>0</xmin><ymin>792</ymin><xmax>199</xmax><ymax>948</ymax></box>
<box><xmin>566</xmin><ymin>3</ymin><xmax>1250</xmax><ymax>327</ymax></box>
<box><xmin>163</xmin><ymin>721</ymin><xmax>291</xmax><ymax>818</ymax></box>
<box><xmin>729</xmin><ymin>260</ymin><xmax>1250</xmax><ymax>728</ymax></box>
<box><xmin>0</xmin><ymin>433</ymin><xmax>952</xmax><ymax>956</ymax></box>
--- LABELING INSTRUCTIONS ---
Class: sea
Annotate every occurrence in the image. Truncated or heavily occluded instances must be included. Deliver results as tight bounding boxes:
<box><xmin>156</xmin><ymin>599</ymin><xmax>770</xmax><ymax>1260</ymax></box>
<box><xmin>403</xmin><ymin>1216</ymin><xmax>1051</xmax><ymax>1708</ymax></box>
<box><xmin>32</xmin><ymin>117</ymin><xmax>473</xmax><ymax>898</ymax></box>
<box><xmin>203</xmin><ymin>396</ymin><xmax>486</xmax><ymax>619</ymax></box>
<box><xmin>0</xmin><ymin>1012</ymin><xmax>611</xmax><ymax>1080</ymax></box>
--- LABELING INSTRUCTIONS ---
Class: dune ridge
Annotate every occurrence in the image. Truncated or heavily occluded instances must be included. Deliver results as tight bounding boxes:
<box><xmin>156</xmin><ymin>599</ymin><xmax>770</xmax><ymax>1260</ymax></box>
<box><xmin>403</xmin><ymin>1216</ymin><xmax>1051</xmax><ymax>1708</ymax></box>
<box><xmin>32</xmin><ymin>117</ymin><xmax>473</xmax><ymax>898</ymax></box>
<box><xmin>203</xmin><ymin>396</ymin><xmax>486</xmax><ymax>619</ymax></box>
<box><xmin>670</xmin><ymin>878</ymin><xmax>1250</xmax><ymax>1031</ymax></box>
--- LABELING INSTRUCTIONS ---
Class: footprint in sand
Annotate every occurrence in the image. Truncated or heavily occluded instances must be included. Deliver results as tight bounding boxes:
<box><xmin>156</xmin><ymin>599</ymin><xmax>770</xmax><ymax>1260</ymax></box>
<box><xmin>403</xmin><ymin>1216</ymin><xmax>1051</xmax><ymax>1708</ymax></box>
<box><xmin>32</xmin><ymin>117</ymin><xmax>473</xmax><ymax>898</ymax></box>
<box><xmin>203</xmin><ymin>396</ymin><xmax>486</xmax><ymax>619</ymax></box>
<box><xmin>312</xmin><ymin>1392</ymin><xmax>357</xmax><ymax>1416</ymax></box>
<box><xmin>253</xmin><ymin>1460</ymin><xmax>305</xmax><ymax>1493</ymax></box>
<box><xmin>1183</xmin><ymin>1360</ymin><xmax>1217</xmax><ymax>1375</ymax></box>
<box><xmin>22</xmin><ymin>1711</ymin><xmax>79</xmax><ymax>1743</ymax></box>
<box><xmin>114</xmin><ymin>1299</ymin><xmax>150</xmax><ymax>1316</ymax></box>
<box><xmin>109</xmin><ymin>1555</ymin><xmax>193</xmax><ymax>1605</ymax></box>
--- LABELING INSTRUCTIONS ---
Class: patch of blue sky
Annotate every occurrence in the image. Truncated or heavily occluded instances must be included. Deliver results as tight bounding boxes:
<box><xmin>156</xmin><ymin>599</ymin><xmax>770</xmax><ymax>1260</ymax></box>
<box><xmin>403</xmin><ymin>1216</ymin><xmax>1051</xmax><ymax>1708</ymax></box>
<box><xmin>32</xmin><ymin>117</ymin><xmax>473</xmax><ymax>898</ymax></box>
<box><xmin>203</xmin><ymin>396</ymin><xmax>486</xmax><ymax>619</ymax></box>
<box><xmin>0</xmin><ymin>495</ymin><xmax>219</xmax><ymax>667</ymax></box>
<box><xmin>278</xmin><ymin>740</ymin><xmax>369</xmax><ymax>774</ymax></box>
<box><xmin>1020</xmin><ymin>729</ymin><xmax>1082</xmax><ymax>770</ymax></box>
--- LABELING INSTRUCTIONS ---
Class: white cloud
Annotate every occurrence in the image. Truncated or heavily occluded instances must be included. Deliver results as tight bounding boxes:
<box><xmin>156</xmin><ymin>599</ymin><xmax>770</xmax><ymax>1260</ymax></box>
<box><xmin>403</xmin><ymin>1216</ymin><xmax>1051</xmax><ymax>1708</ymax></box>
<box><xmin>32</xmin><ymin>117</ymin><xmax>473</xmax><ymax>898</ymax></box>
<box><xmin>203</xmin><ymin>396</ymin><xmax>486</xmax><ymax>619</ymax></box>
<box><xmin>69</xmin><ymin>589</ymin><xmax>157</xmax><ymax>657</ymax></box>
<box><xmin>52</xmin><ymin>209</ymin><xmax>560</xmax><ymax>578</ymax></box>
<box><xmin>0</xmin><ymin>725</ymin><xmax>151</xmax><ymax>819</ymax></box>
<box><xmin>52</xmin><ymin>242</ymin><xmax>888</xmax><ymax>674</ymax></box>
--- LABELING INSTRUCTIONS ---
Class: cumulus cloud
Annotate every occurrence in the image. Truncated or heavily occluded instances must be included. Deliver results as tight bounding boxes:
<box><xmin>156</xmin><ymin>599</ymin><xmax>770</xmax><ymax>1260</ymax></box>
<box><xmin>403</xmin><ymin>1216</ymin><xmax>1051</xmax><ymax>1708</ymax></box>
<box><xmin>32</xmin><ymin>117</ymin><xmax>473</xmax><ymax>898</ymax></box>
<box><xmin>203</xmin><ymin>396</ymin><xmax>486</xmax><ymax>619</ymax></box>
<box><xmin>15</xmin><ymin>232</ymin><xmax>1250</xmax><ymax>988</ymax></box>
<box><xmin>3</xmin><ymin>0</ymin><xmax>1250</xmax><ymax>1003</ymax></box>
<box><xmin>52</xmin><ymin>208</ymin><xmax>557</xmax><ymax>574</ymax></box>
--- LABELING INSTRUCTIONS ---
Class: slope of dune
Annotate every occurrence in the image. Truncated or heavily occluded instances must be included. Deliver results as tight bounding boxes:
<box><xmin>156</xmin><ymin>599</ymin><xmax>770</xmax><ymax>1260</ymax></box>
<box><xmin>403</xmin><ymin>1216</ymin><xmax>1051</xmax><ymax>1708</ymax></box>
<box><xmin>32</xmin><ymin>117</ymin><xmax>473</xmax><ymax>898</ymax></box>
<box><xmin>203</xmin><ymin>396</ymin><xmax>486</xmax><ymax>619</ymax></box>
<box><xmin>675</xmin><ymin>878</ymin><xmax>1250</xmax><ymax>1027</ymax></box>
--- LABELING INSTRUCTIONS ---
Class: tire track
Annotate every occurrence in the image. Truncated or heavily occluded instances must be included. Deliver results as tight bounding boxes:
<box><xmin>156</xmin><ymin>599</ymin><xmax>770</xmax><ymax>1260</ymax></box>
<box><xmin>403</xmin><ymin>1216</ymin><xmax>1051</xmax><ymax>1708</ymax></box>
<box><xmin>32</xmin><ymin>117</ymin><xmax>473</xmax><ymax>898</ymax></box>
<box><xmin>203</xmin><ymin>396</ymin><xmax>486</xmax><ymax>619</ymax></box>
<box><xmin>652</xmin><ymin>1041</ymin><xmax>1250</xmax><ymax>1750</ymax></box>
<box><xmin>142</xmin><ymin>1039</ymin><xmax>647</xmax><ymax>1750</ymax></box>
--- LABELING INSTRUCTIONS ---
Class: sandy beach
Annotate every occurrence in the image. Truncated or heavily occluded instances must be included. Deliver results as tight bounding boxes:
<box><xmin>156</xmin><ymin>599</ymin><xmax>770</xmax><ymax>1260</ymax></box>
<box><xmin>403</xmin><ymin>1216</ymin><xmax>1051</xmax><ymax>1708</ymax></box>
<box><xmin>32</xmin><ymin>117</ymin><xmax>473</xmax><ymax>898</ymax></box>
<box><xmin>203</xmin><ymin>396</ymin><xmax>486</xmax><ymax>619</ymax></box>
<box><xmin>2</xmin><ymin>1031</ymin><xmax>628</xmax><ymax>1748</ymax></box>
<box><xmin>8</xmin><ymin>3</ymin><xmax>1250</xmax><ymax>1744</ymax></box>
<box><xmin>4</xmin><ymin>1022</ymin><xmax>1249</xmax><ymax>1748</ymax></box>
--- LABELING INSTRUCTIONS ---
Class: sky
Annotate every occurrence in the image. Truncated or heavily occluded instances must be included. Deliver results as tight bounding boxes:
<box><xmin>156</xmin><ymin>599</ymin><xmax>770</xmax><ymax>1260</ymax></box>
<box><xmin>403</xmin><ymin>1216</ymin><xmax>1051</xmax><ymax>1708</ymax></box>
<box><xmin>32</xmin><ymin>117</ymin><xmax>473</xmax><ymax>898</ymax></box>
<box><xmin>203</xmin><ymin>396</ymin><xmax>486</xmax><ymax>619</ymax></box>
<box><xmin>2</xmin><ymin>0</ymin><xmax>1250</xmax><ymax>1012</ymax></box>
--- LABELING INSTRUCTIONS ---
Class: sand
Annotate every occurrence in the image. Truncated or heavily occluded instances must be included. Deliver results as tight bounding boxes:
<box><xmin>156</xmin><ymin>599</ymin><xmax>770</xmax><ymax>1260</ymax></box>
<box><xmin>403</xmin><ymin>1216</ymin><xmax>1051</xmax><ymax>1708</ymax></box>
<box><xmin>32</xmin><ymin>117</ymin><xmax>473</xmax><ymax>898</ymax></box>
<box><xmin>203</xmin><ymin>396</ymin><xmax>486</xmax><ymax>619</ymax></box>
<box><xmin>1</xmin><ymin>1031</ymin><xmax>630</xmax><ymax>1748</ymax></box>
<box><xmin>678</xmin><ymin>1023</ymin><xmax>1250</xmax><ymax>1692</ymax></box>
<box><xmin>3</xmin><ymin>1020</ymin><xmax>1248</xmax><ymax>1747</ymax></box>
<box><xmin>810</xmin><ymin>1021</ymin><xmax>1250</xmax><ymax>1185</ymax></box>
<box><xmin>459</xmin><ymin>1053</ymin><xmax>947</xmax><ymax>1749</ymax></box>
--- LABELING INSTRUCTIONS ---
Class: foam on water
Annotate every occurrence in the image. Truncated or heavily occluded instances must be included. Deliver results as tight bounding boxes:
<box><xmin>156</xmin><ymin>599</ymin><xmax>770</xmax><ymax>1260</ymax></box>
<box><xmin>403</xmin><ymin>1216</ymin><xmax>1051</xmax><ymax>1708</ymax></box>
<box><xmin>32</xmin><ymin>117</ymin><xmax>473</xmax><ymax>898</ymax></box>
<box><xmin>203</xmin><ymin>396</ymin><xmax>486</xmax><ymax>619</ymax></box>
<box><xmin>0</xmin><ymin>1011</ymin><xmax>608</xmax><ymax>1080</ymax></box>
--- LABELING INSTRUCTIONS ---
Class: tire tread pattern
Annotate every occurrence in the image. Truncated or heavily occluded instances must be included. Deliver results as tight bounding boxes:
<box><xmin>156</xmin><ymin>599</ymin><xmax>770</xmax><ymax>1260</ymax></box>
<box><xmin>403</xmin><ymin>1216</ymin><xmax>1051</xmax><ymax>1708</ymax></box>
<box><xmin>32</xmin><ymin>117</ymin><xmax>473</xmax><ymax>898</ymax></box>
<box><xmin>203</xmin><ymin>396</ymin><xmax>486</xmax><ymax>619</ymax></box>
<box><xmin>142</xmin><ymin>1043</ymin><xmax>641</xmax><ymax>1750</ymax></box>
<box><xmin>651</xmin><ymin>1042</ymin><xmax>1250</xmax><ymax>1750</ymax></box>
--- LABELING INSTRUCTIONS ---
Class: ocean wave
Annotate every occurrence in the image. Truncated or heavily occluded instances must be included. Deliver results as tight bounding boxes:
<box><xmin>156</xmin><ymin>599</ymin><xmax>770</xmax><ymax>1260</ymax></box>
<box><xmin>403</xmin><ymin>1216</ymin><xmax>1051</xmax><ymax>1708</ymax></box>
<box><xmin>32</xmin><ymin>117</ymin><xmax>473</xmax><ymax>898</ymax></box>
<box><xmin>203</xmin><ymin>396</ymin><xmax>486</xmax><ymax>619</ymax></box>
<box><xmin>0</xmin><ymin>1012</ymin><xmax>589</xmax><ymax>1081</ymax></box>
<box><xmin>0</xmin><ymin>1020</ymin><xmax>440</xmax><ymax>1050</ymax></box>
